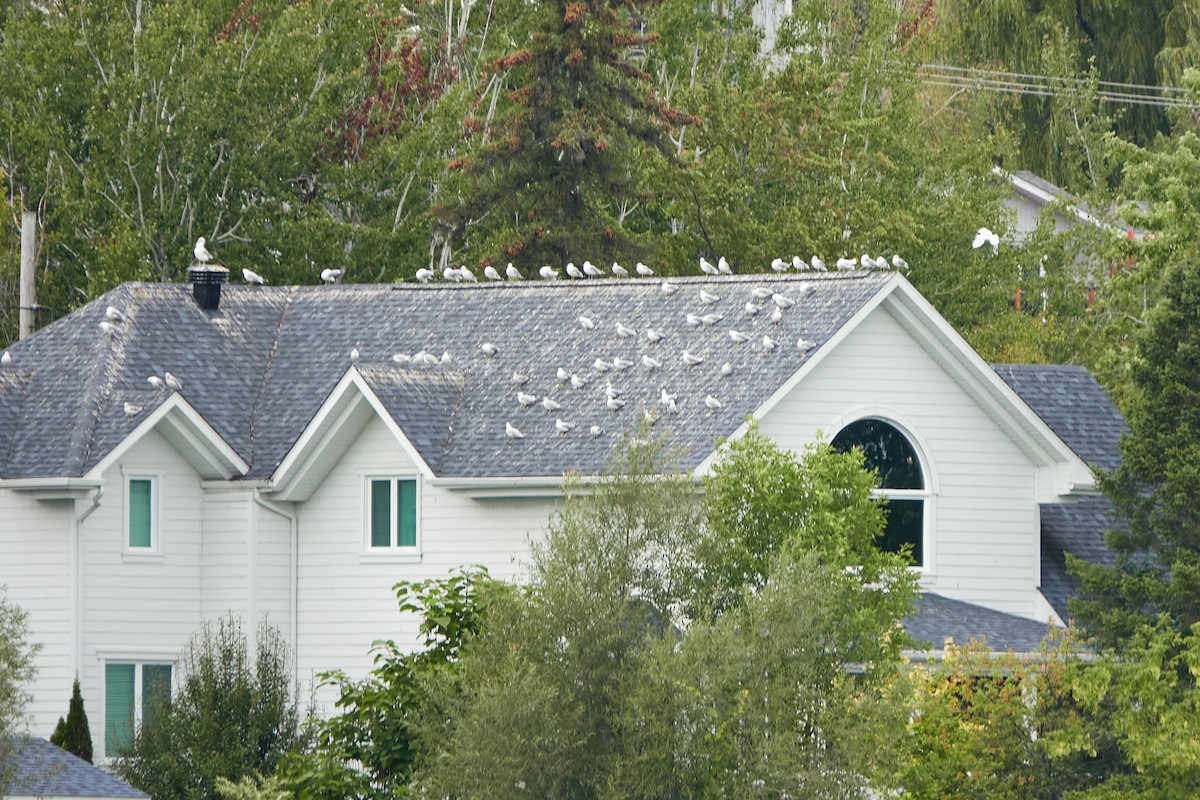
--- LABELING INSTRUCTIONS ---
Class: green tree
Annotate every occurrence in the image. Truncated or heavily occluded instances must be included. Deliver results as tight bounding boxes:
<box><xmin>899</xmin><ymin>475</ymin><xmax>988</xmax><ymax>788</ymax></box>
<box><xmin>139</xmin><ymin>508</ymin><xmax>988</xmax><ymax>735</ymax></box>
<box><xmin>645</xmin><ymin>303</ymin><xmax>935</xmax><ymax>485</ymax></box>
<box><xmin>0</xmin><ymin>588</ymin><xmax>38</xmax><ymax>795</ymax></box>
<box><xmin>436</xmin><ymin>0</ymin><xmax>698</xmax><ymax>268</ymax></box>
<box><xmin>276</xmin><ymin>568</ymin><xmax>497</xmax><ymax>800</ymax></box>
<box><xmin>114</xmin><ymin>616</ymin><xmax>302</xmax><ymax>800</ymax></box>
<box><xmin>414</xmin><ymin>433</ymin><xmax>918</xmax><ymax>797</ymax></box>
<box><xmin>49</xmin><ymin>678</ymin><xmax>93</xmax><ymax>763</ymax></box>
<box><xmin>1070</xmin><ymin>257</ymin><xmax>1200</xmax><ymax>648</ymax></box>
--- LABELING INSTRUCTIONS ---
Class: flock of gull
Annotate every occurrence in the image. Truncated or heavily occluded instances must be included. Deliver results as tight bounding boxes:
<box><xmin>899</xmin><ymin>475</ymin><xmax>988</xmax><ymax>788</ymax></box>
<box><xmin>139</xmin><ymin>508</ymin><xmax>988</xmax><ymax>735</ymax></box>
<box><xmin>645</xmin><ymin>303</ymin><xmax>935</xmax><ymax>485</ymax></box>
<box><xmin>368</xmin><ymin>253</ymin><xmax>913</xmax><ymax>445</ymax></box>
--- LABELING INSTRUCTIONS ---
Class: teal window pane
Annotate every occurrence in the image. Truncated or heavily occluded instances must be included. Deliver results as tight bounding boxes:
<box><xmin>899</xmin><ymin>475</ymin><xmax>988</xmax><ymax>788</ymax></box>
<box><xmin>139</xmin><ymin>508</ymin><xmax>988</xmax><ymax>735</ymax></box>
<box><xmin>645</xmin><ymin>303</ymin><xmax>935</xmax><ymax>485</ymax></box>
<box><xmin>105</xmin><ymin>663</ymin><xmax>135</xmax><ymax>756</ymax></box>
<box><xmin>398</xmin><ymin>480</ymin><xmax>417</xmax><ymax>547</ymax></box>
<box><xmin>129</xmin><ymin>479</ymin><xmax>152</xmax><ymax>548</ymax></box>
<box><xmin>142</xmin><ymin>664</ymin><xmax>172</xmax><ymax>729</ymax></box>
<box><xmin>370</xmin><ymin>480</ymin><xmax>392</xmax><ymax>547</ymax></box>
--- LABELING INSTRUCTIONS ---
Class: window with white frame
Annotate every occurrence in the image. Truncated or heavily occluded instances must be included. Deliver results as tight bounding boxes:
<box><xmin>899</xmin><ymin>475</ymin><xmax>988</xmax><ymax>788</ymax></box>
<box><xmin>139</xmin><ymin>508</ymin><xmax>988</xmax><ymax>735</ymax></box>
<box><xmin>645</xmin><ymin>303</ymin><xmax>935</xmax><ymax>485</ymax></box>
<box><xmin>126</xmin><ymin>475</ymin><xmax>157</xmax><ymax>550</ymax></box>
<box><xmin>104</xmin><ymin>661</ymin><xmax>172</xmax><ymax>756</ymax></box>
<box><xmin>831</xmin><ymin>418</ymin><xmax>928</xmax><ymax>566</ymax></box>
<box><xmin>366</xmin><ymin>477</ymin><xmax>418</xmax><ymax>549</ymax></box>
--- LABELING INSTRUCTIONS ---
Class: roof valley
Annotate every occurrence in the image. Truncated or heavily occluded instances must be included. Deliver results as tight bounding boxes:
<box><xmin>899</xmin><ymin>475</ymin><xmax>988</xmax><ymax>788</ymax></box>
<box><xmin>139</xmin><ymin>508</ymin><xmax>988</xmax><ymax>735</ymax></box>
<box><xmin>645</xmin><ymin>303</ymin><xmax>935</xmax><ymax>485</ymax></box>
<box><xmin>242</xmin><ymin>286</ymin><xmax>296</xmax><ymax>474</ymax></box>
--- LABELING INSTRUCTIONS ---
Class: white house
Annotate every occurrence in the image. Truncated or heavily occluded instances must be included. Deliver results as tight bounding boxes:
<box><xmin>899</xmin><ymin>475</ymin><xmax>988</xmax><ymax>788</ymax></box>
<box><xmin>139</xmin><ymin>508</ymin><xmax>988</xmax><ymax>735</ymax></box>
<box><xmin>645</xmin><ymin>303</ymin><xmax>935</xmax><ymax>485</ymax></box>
<box><xmin>0</xmin><ymin>267</ymin><xmax>1123</xmax><ymax>759</ymax></box>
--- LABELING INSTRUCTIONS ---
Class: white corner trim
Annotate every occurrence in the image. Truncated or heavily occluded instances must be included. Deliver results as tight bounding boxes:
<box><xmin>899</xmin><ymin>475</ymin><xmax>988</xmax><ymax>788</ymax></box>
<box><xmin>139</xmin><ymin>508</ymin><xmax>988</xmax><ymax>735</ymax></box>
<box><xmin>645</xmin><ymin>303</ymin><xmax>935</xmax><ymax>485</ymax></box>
<box><xmin>85</xmin><ymin>393</ymin><xmax>249</xmax><ymax>480</ymax></box>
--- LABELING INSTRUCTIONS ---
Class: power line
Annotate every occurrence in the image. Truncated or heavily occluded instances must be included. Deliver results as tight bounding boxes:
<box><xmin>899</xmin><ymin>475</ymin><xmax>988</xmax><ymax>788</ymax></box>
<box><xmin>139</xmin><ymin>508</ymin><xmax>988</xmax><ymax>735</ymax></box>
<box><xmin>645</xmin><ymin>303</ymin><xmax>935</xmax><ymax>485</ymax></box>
<box><xmin>916</xmin><ymin>64</ymin><xmax>1198</xmax><ymax>110</ymax></box>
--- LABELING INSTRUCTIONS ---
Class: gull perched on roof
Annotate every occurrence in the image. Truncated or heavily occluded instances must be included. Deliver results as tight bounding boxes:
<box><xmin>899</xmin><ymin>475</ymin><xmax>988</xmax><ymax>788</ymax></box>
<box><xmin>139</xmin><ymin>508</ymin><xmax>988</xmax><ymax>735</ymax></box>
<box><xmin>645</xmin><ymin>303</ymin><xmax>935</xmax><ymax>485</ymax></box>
<box><xmin>539</xmin><ymin>265</ymin><xmax>559</xmax><ymax>280</ymax></box>
<box><xmin>243</xmin><ymin>268</ymin><xmax>266</xmax><ymax>285</ymax></box>
<box><xmin>717</xmin><ymin>256</ymin><xmax>732</xmax><ymax>275</ymax></box>
<box><xmin>646</xmin><ymin>328</ymin><xmax>666</xmax><ymax>343</ymax></box>
<box><xmin>350</xmin><ymin>347</ymin><xmax>360</xmax><ymax>363</ymax></box>
<box><xmin>771</xmin><ymin>258</ymin><xmax>788</xmax><ymax>272</ymax></box>
<box><xmin>611</xmin><ymin>262</ymin><xmax>629</xmax><ymax>278</ymax></box>
<box><xmin>106</xmin><ymin>305</ymin><xmax>126</xmax><ymax>322</ymax></box>
<box><xmin>705</xmin><ymin>394</ymin><xmax>722</xmax><ymax>411</ymax></box>
<box><xmin>701</xmin><ymin>313</ymin><xmax>723</xmax><ymax>325</ymax></box>
<box><xmin>506</xmin><ymin>263</ymin><xmax>523</xmax><ymax>280</ymax></box>
<box><xmin>606</xmin><ymin>396</ymin><xmax>626</xmax><ymax>411</ymax></box>
<box><xmin>721</xmin><ymin>362</ymin><xmax>733</xmax><ymax>376</ymax></box>
<box><xmin>762</xmin><ymin>335</ymin><xmax>777</xmax><ymax>352</ymax></box>
<box><xmin>729</xmin><ymin>329</ymin><xmax>750</xmax><ymax>344</ymax></box>
<box><xmin>459</xmin><ymin>265</ymin><xmax>477</xmax><ymax>282</ymax></box>
<box><xmin>745</xmin><ymin>301</ymin><xmax>762</xmax><ymax>316</ymax></box>
<box><xmin>321</xmin><ymin>268</ymin><xmax>344</xmax><ymax>283</ymax></box>
<box><xmin>542</xmin><ymin>397</ymin><xmax>562</xmax><ymax>413</ymax></box>
<box><xmin>555</xmin><ymin>418</ymin><xmax>574</xmax><ymax>434</ymax></box>
<box><xmin>811</xmin><ymin>256</ymin><xmax>827</xmax><ymax>271</ymax></box>
<box><xmin>578</xmin><ymin>315</ymin><xmax>596</xmax><ymax>330</ymax></box>
<box><xmin>194</xmin><ymin>237</ymin><xmax>213</xmax><ymax>263</ymax></box>
<box><xmin>699</xmin><ymin>257</ymin><xmax>719</xmax><ymax>275</ymax></box>
<box><xmin>415</xmin><ymin>268</ymin><xmax>434</xmax><ymax>283</ymax></box>
<box><xmin>99</xmin><ymin>321</ymin><xmax>119</xmax><ymax>336</ymax></box>
<box><xmin>393</xmin><ymin>353</ymin><xmax>411</xmax><ymax>364</ymax></box>
<box><xmin>751</xmin><ymin>287</ymin><xmax>772</xmax><ymax>300</ymax></box>
<box><xmin>517</xmin><ymin>391</ymin><xmax>538</xmax><ymax>408</ymax></box>
<box><xmin>123</xmin><ymin>402</ymin><xmax>143</xmax><ymax>417</ymax></box>
<box><xmin>660</xmin><ymin>281</ymin><xmax>680</xmax><ymax>295</ymax></box>
<box><xmin>165</xmin><ymin>372</ymin><xmax>183</xmax><ymax>391</ymax></box>
<box><xmin>797</xmin><ymin>337</ymin><xmax>816</xmax><ymax>352</ymax></box>
<box><xmin>699</xmin><ymin>289</ymin><xmax>720</xmax><ymax>305</ymax></box>
<box><xmin>681</xmin><ymin>351</ymin><xmax>704</xmax><ymax>366</ymax></box>
<box><xmin>481</xmin><ymin>342</ymin><xmax>499</xmax><ymax>357</ymax></box>
<box><xmin>566</xmin><ymin>262</ymin><xmax>584</xmax><ymax>279</ymax></box>
<box><xmin>642</xmin><ymin>354</ymin><xmax>662</xmax><ymax>369</ymax></box>
<box><xmin>512</xmin><ymin>372</ymin><xmax>530</xmax><ymax>385</ymax></box>
<box><xmin>616</xmin><ymin>322</ymin><xmax>637</xmax><ymax>338</ymax></box>
<box><xmin>773</xmin><ymin>293</ymin><xmax>796</xmax><ymax>309</ymax></box>
<box><xmin>484</xmin><ymin>265</ymin><xmax>503</xmax><ymax>281</ymax></box>
<box><xmin>583</xmin><ymin>261</ymin><xmax>603</xmax><ymax>277</ymax></box>
<box><xmin>506</xmin><ymin>421</ymin><xmax>524</xmax><ymax>440</ymax></box>
<box><xmin>0</xmin><ymin>351</ymin><xmax>10</xmax><ymax>366</ymax></box>
<box><xmin>892</xmin><ymin>254</ymin><xmax>909</xmax><ymax>270</ymax></box>
<box><xmin>612</xmin><ymin>356</ymin><xmax>634</xmax><ymax>371</ymax></box>
<box><xmin>593</xmin><ymin>358</ymin><xmax>611</xmax><ymax>373</ymax></box>
<box><xmin>636</xmin><ymin>262</ymin><xmax>653</xmax><ymax>276</ymax></box>
<box><xmin>835</xmin><ymin>257</ymin><xmax>856</xmax><ymax>271</ymax></box>
<box><xmin>570</xmin><ymin>373</ymin><xmax>588</xmax><ymax>389</ymax></box>
<box><xmin>793</xmin><ymin>256</ymin><xmax>807</xmax><ymax>271</ymax></box>
<box><xmin>147</xmin><ymin>375</ymin><xmax>165</xmax><ymax>389</ymax></box>
<box><xmin>590</xmin><ymin>425</ymin><xmax>604</xmax><ymax>438</ymax></box>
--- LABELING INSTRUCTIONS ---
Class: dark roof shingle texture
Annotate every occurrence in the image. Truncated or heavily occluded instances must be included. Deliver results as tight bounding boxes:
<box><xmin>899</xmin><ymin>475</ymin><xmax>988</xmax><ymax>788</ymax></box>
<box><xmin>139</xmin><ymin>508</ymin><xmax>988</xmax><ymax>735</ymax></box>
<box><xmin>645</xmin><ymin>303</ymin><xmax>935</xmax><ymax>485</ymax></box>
<box><xmin>992</xmin><ymin>363</ymin><xmax>1127</xmax><ymax>471</ymax></box>
<box><xmin>0</xmin><ymin>272</ymin><xmax>891</xmax><ymax>480</ymax></box>
<box><xmin>1039</xmin><ymin>496</ymin><xmax>1122</xmax><ymax>622</ymax></box>
<box><xmin>7</xmin><ymin>737</ymin><xmax>148</xmax><ymax>798</ymax></box>
<box><xmin>904</xmin><ymin>592</ymin><xmax>1054</xmax><ymax>653</ymax></box>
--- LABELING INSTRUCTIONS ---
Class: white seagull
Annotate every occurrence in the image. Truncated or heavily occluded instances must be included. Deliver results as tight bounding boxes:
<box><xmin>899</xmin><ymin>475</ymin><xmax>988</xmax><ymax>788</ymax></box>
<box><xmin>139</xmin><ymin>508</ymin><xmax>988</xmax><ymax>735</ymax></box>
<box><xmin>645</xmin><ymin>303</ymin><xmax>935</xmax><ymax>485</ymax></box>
<box><xmin>611</xmin><ymin>262</ymin><xmax>629</xmax><ymax>278</ymax></box>
<box><xmin>393</xmin><ymin>353</ymin><xmax>411</xmax><ymax>364</ymax></box>
<box><xmin>164</xmin><ymin>372</ymin><xmax>183</xmax><ymax>391</ymax></box>
<box><xmin>459</xmin><ymin>265</ymin><xmax>477</xmax><ymax>282</ymax></box>
<box><xmin>772</xmin><ymin>293</ymin><xmax>796</xmax><ymax>309</ymax></box>
<box><xmin>616</xmin><ymin>322</ymin><xmax>637</xmax><ymax>338</ymax></box>
<box><xmin>686</xmin><ymin>313</ymin><xmax>702</xmax><ymax>327</ymax></box>
<box><xmin>751</xmin><ymin>287</ymin><xmax>773</xmax><ymax>299</ymax></box>
<box><xmin>681</xmin><ymin>351</ymin><xmax>704</xmax><ymax>366</ymax></box>
<box><xmin>717</xmin><ymin>256</ymin><xmax>732</xmax><ymax>275</ymax></box>
<box><xmin>557</xmin><ymin>367</ymin><xmax>570</xmax><ymax>383</ymax></box>
<box><xmin>481</xmin><ymin>342</ymin><xmax>499</xmax><ymax>357</ymax></box>
<box><xmin>123</xmin><ymin>402</ymin><xmax>143</xmax><ymax>417</ymax></box>
<box><xmin>243</xmin><ymin>268</ymin><xmax>266</xmax><ymax>285</ymax></box>
<box><xmin>705</xmin><ymin>395</ymin><xmax>722</xmax><ymax>411</ymax></box>
<box><xmin>147</xmin><ymin>376</ymin><xmax>165</xmax><ymax>389</ymax></box>
<box><xmin>612</xmin><ymin>356</ymin><xmax>634</xmax><ymax>371</ymax></box>
<box><xmin>106</xmin><ymin>306</ymin><xmax>126</xmax><ymax>322</ymax></box>
<box><xmin>517</xmin><ymin>391</ymin><xmax>538</xmax><ymax>408</ymax></box>
<box><xmin>835</xmin><ymin>257</ymin><xmax>856</xmax><ymax>271</ymax></box>
<box><xmin>699</xmin><ymin>289</ymin><xmax>720</xmax><ymax>304</ymax></box>
<box><xmin>729</xmin><ymin>329</ymin><xmax>750</xmax><ymax>344</ymax></box>
<box><xmin>811</xmin><ymin>256</ymin><xmax>827</xmax><ymax>271</ymax></box>
<box><xmin>542</xmin><ymin>397</ymin><xmax>562</xmax><ymax>413</ymax></box>
<box><xmin>441</xmin><ymin>351</ymin><xmax>453</xmax><ymax>365</ymax></box>
<box><xmin>512</xmin><ymin>372</ymin><xmax>531</xmax><ymax>385</ymax></box>
<box><xmin>745</xmin><ymin>302</ymin><xmax>762</xmax><ymax>316</ymax></box>
<box><xmin>0</xmin><ymin>351</ymin><xmax>10</xmax><ymax>367</ymax></box>
<box><xmin>506</xmin><ymin>263</ymin><xmax>524</xmax><ymax>280</ymax></box>
<box><xmin>762</xmin><ymin>335</ymin><xmax>777</xmax><ymax>352</ymax></box>
<box><xmin>555</xmin><ymin>418</ymin><xmax>574</xmax><ymax>434</ymax></box>
<box><xmin>321</xmin><ymin>268</ymin><xmax>344</xmax><ymax>283</ymax></box>
<box><xmin>646</xmin><ymin>328</ymin><xmax>666</xmax><ymax>343</ymax></box>
<box><xmin>593</xmin><ymin>358</ymin><xmax>611</xmax><ymax>373</ymax></box>
<box><xmin>578</xmin><ymin>315</ymin><xmax>596</xmax><ymax>330</ymax></box>
<box><xmin>590</xmin><ymin>425</ymin><xmax>604</xmax><ymax>438</ymax></box>
<box><xmin>539</xmin><ymin>265</ymin><xmax>560</xmax><ymax>280</ymax></box>
<box><xmin>793</xmin><ymin>255</ymin><xmax>807</xmax><ymax>271</ymax></box>
<box><xmin>605</xmin><ymin>384</ymin><xmax>621</xmax><ymax>399</ymax></box>
<box><xmin>350</xmin><ymin>347</ymin><xmax>360</xmax><ymax>363</ymax></box>
<box><xmin>443</xmin><ymin>266</ymin><xmax>462</xmax><ymax>282</ymax></box>
<box><xmin>583</xmin><ymin>261</ymin><xmax>604</xmax><ymax>278</ymax></box>
<box><xmin>721</xmin><ymin>362</ymin><xmax>733</xmax><ymax>377</ymax></box>
<box><xmin>892</xmin><ymin>254</ymin><xmax>909</xmax><ymax>270</ymax></box>
<box><xmin>566</xmin><ymin>262</ymin><xmax>584</xmax><ymax>279</ymax></box>
<box><xmin>570</xmin><ymin>373</ymin><xmax>588</xmax><ymax>389</ymax></box>
<box><xmin>194</xmin><ymin>237</ymin><xmax>213</xmax><ymax>263</ymax></box>
<box><xmin>99</xmin><ymin>321</ymin><xmax>119</xmax><ymax>336</ymax></box>
<box><xmin>771</xmin><ymin>257</ymin><xmax>788</xmax><ymax>272</ymax></box>
<box><xmin>484</xmin><ymin>265</ymin><xmax>503</xmax><ymax>281</ymax></box>
<box><xmin>771</xmin><ymin>306</ymin><xmax>784</xmax><ymax>324</ymax></box>
<box><xmin>660</xmin><ymin>280</ymin><xmax>680</xmax><ymax>295</ymax></box>
<box><xmin>642</xmin><ymin>354</ymin><xmax>662</xmax><ymax>369</ymax></box>
<box><xmin>636</xmin><ymin>262</ymin><xmax>654</xmax><ymax>276</ymax></box>
<box><xmin>606</xmin><ymin>396</ymin><xmax>626</xmax><ymax>411</ymax></box>
<box><xmin>505</xmin><ymin>421</ymin><xmax>525</xmax><ymax>440</ymax></box>
<box><xmin>701</xmin><ymin>313</ymin><xmax>723</xmax><ymax>325</ymax></box>
<box><xmin>415</xmin><ymin>268</ymin><xmax>434</xmax><ymax>283</ymax></box>
<box><xmin>797</xmin><ymin>337</ymin><xmax>816</xmax><ymax>352</ymax></box>
<box><xmin>699</xmin><ymin>257</ymin><xmax>719</xmax><ymax>275</ymax></box>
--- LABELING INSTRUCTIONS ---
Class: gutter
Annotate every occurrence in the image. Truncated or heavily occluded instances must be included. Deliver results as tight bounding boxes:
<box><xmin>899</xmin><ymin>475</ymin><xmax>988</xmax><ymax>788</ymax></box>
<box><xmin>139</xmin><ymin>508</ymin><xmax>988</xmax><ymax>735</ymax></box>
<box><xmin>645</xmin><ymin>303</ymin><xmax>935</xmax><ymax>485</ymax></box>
<box><xmin>253</xmin><ymin>490</ymin><xmax>299</xmax><ymax>685</ymax></box>
<box><xmin>73</xmin><ymin>485</ymin><xmax>105</xmax><ymax>682</ymax></box>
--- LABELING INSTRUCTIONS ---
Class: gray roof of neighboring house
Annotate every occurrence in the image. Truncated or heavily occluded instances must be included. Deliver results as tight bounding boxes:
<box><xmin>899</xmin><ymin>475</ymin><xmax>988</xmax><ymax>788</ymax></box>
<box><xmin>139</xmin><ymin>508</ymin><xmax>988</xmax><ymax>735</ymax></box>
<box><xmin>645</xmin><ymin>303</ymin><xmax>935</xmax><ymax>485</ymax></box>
<box><xmin>904</xmin><ymin>592</ymin><xmax>1055</xmax><ymax>653</ymax></box>
<box><xmin>1039</xmin><ymin>495</ymin><xmax>1122</xmax><ymax>622</ymax></box>
<box><xmin>6</xmin><ymin>737</ymin><xmax>148</xmax><ymax>798</ymax></box>
<box><xmin>0</xmin><ymin>272</ymin><xmax>892</xmax><ymax>480</ymax></box>
<box><xmin>992</xmin><ymin>364</ymin><xmax>1127</xmax><ymax>472</ymax></box>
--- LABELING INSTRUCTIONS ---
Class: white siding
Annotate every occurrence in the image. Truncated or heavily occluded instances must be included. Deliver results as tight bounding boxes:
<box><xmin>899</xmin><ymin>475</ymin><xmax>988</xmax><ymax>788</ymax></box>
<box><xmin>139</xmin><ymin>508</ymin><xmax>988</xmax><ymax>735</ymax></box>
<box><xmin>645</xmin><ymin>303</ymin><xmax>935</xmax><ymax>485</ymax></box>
<box><xmin>0</xmin><ymin>491</ymin><xmax>74</xmax><ymax>737</ymax></box>
<box><xmin>81</xmin><ymin>430</ymin><xmax>204</xmax><ymax>758</ymax></box>
<box><xmin>201</xmin><ymin>493</ymin><xmax>248</xmax><ymax>619</ymax></box>
<box><xmin>256</xmin><ymin>504</ymin><xmax>293</xmax><ymax>643</ymax></box>
<box><xmin>296</xmin><ymin>415</ymin><xmax>555</xmax><ymax>710</ymax></box>
<box><xmin>758</xmin><ymin>304</ymin><xmax>1041</xmax><ymax>617</ymax></box>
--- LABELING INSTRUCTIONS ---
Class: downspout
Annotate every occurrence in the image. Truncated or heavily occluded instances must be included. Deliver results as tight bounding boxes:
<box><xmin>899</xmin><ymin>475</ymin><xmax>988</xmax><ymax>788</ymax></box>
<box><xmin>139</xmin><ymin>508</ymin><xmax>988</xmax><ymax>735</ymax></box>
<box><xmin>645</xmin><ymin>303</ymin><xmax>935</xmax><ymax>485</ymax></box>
<box><xmin>252</xmin><ymin>490</ymin><xmax>298</xmax><ymax>683</ymax></box>
<box><xmin>74</xmin><ymin>485</ymin><xmax>105</xmax><ymax>681</ymax></box>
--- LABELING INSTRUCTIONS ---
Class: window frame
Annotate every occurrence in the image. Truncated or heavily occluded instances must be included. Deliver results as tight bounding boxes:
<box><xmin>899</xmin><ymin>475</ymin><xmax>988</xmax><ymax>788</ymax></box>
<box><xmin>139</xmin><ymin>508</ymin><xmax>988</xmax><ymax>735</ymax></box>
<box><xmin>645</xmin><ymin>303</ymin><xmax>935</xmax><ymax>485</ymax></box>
<box><xmin>100</xmin><ymin>656</ymin><xmax>175</xmax><ymax>760</ymax></box>
<box><xmin>122</xmin><ymin>470</ymin><xmax>163</xmax><ymax>560</ymax></box>
<box><xmin>829</xmin><ymin>412</ymin><xmax>936</xmax><ymax>575</ymax></box>
<box><xmin>361</xmin><ymin>473</ymin><xmax>422</xmax><ymax>562</ymax></box>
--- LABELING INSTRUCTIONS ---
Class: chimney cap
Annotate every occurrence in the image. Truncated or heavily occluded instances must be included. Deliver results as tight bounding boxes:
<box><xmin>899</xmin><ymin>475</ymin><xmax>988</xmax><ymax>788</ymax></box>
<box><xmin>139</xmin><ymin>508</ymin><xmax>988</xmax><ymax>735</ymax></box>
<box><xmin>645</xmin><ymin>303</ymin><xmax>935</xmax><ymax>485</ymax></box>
<box><xmin>187</xmin><ymin>265</ymin><xmax>229</xmax><ymax>310</ymax></box>
<box><xmin>187</xmin><ymin>264</ymin><xmax>229</xmax><ymax>284</ymax></box>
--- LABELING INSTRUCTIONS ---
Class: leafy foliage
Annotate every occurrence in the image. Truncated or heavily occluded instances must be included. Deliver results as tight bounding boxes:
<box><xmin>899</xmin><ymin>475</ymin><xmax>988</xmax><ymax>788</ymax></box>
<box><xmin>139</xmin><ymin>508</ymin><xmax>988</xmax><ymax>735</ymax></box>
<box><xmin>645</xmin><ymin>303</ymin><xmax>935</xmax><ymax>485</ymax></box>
<box><xmin>277</xmin><ymin>568</ymin><xmax>498</xmax><ymax>800</ymax></box>
<box><xmin>114</xmin><ymin>616</ymin><xmax>302</xmax><ymax>800</ymax></box>
<box><xmin>0</xmin><ymin>587</ymin><xmax>37</xmax><ymax>796</ymax></box>
<box><xmin>49</xmin><ymin>678</ymin><xmax>93</xmax><ymax>763</ymax></box>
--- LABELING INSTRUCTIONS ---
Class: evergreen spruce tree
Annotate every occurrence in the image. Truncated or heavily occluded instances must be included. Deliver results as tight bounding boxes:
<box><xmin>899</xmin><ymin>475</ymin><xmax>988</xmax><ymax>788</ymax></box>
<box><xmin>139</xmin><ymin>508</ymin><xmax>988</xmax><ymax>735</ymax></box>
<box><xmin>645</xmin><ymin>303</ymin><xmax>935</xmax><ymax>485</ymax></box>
<box><xmin>49</xmin><ymin>679</ymin><xmax>93</xmax><ymax>763</ymax></box>
<box><xmin>1070</xmin><ymin>261</ymin><xmax>1200</xmax><ymax>649</ymax></box>
<box><xmin>437</xmin><ymin>0</ymin><xmax>697</xmax><ymax>267</ymax></box>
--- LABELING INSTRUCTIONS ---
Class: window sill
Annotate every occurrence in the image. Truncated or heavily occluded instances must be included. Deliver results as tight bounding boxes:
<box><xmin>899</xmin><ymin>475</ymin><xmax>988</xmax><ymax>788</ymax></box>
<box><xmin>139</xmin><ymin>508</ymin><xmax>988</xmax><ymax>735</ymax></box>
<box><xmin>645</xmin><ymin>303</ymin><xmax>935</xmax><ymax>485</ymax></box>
<box><xmin>122</xmin><ymin>551</ymin><xmax>164</xmax><ymax>564</ymax></box>
<box><xmin>359</xmin><ymin>551</ymin><xmax>422</xmax><ymax>565</ymax></box>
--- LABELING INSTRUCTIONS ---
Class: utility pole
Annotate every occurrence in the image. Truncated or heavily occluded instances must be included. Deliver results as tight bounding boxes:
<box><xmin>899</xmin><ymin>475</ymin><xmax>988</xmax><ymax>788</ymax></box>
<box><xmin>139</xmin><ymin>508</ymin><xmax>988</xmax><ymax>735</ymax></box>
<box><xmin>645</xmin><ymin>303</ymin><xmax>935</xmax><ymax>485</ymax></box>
<box><xmin>19</xmin><ymin>210</ymin><xmax>37</xmax><ymax>340</ymax></box>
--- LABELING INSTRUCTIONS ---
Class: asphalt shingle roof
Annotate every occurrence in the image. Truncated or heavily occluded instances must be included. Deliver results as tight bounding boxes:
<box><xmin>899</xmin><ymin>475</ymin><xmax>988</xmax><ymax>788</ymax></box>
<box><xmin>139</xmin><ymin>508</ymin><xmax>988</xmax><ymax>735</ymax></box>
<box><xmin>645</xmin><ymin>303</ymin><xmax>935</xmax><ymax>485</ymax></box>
<box><xmin>0</xmin><ymin>272</ymin><xmax>892</xmax><ymax>480</ymax></box>
<box><xmin>992</xmin><ymin>363</ymin><xmax>1127</xmax><ymax>471</ymax></box>
<box><xmin>1039</xmin><ymin>495</ymin><xmax>1122</xmax><ymax>622</ymax></box>
<box><xmin>6</xmin><ymin>737</ymin><xmax>148</xmax><ymax>798</ymax></box>
<box><xmin>904</xmin><ymin>592</ymin><xmax>1055</xmax><ymax>653</ymax></box>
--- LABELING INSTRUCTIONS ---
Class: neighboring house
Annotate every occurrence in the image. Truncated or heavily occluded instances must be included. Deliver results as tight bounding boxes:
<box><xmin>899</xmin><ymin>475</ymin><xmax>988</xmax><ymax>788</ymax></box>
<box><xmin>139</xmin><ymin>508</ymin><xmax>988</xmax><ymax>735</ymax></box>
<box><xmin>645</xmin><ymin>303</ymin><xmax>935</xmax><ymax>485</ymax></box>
<box><xmin>0</xmin><ymin>268</ymin><xmax>1122</xmax><ymax>758</ymax></box>
<box><xmin>3</xmin><ymin>737</ymin><xmax>147</xmax><ymax>800</ymax></box>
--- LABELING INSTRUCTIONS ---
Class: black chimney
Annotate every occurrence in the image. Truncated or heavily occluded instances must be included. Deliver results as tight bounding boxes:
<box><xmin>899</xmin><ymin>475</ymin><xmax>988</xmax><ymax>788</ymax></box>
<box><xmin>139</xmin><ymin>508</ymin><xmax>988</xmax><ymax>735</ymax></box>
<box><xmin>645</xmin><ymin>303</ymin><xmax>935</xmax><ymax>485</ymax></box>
<box><xmin>187</xmin><ymin>265</ymin><xmax>229</xmax><ymax>310</ymax></box>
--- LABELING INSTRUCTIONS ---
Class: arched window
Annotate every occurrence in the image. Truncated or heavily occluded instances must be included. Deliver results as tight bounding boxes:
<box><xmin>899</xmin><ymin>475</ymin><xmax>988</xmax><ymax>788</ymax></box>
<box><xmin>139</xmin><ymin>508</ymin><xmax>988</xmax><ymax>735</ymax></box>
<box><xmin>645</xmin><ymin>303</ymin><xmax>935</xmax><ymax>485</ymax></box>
<box><xmin>831</xmin><ymin>419</ymin><xmax>926</xmax><ymax>566</ymax></box>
